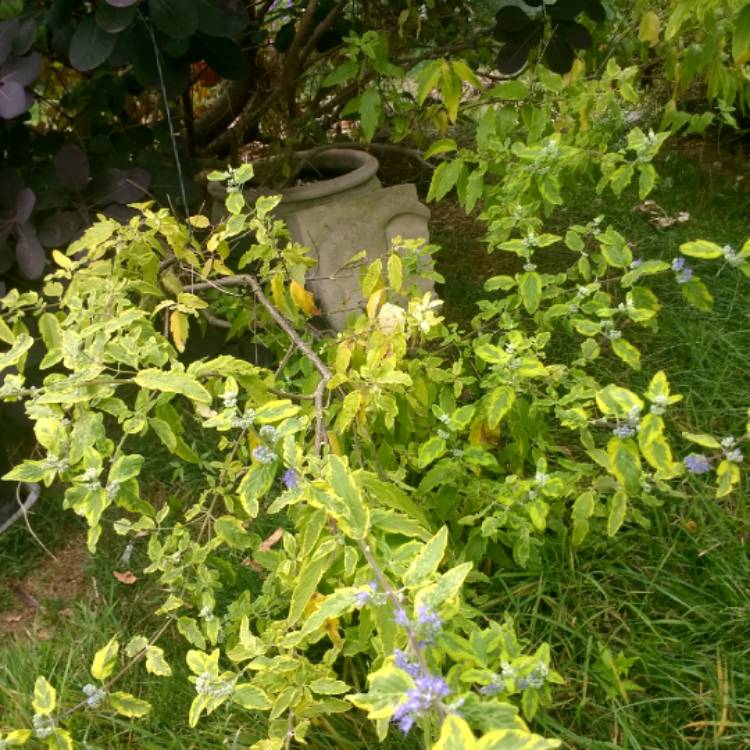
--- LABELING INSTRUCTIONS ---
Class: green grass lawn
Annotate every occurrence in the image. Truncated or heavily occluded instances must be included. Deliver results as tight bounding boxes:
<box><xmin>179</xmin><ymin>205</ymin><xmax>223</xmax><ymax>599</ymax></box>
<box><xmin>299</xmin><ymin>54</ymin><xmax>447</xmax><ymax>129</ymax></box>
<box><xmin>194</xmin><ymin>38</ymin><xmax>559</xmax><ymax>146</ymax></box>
<box><xmin>1</xmin><ymin>138</ymin><xmax>748</xmax><ymax>749</ymax></box>
<box><xmin>433</xmin><ymin>139</ymin><xmax>750</xmax><ymax>749</ymax></box>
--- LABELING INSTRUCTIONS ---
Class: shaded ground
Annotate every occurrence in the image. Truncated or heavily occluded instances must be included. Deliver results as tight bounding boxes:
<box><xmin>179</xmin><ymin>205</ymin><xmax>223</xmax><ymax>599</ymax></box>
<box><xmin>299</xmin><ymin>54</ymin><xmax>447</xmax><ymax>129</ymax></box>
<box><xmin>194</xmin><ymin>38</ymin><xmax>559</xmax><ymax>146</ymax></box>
<box><xmin>0</xmin><ymin>533</ymin><xmax>92</xmax><ymax>640</ymax></box>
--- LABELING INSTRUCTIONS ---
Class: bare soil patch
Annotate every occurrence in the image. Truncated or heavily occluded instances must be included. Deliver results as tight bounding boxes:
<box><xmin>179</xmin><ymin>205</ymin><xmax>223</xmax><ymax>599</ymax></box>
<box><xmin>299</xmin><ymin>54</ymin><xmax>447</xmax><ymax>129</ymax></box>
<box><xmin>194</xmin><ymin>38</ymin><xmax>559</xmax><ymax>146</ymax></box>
<box><xmin>0</xmin><ymin>534</ymin><xmax>92</xmax><ymax>641</ymax></box>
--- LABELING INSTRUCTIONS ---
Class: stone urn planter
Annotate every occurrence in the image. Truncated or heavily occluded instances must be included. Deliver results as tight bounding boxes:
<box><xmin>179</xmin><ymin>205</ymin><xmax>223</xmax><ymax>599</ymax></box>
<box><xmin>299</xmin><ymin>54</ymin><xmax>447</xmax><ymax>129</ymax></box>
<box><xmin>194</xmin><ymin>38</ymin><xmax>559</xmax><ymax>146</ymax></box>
<box><xmin>208</xmin><ymin>148</ymin><xmax>432</xmax><ymax>330</ymax></box>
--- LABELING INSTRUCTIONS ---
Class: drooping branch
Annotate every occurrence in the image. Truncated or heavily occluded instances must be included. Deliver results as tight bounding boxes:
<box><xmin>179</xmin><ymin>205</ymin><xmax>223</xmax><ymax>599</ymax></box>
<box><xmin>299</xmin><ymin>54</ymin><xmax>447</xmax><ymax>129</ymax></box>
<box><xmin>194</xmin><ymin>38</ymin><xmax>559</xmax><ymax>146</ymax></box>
<box><xmin>185</xmin><ymin>274</ymin><xmax>332</xmax><ymax>456</ymax></box>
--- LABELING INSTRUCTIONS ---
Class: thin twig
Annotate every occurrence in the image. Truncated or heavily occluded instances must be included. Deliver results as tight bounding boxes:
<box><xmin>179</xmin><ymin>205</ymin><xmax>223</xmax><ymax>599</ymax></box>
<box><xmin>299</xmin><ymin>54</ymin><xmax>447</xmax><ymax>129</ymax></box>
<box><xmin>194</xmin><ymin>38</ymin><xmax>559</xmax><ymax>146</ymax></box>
<box><xmin>185</xmin><ymin>273</ymin><xmax>333</xmax><ymax>456</ymax></box>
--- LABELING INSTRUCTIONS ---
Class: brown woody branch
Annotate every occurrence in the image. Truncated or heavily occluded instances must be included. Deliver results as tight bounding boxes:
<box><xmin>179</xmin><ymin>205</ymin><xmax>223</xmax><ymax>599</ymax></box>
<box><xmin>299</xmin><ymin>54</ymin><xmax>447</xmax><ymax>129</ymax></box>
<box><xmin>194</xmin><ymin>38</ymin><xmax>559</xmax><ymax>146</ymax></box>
<box><xmin>185</xmin><ymin>274</ymin><xmax>332</xmax><ymax>456</ymax></box>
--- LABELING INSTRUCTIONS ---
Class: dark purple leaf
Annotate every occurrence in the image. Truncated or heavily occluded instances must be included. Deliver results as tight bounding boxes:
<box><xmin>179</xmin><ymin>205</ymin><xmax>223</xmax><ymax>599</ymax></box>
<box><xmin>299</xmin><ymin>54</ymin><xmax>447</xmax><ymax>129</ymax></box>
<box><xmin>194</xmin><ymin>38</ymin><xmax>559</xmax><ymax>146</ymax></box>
<box><xmin>581</xmin><ymin>0</ymin><xmax>606</xmax><ymax>23</ymax></box>
<box><xmin>11</xmin><ymin>18</ymin><xmax>37</xmax><ymax>56</ymax></box>
<box><xmin>544</xmin><ymin>34</ymin><xmax>576</xmax><ymax>73</ymax></box>
<box><xmin>54</xmin><ymin>143</ymin><xmax>90</xmax><ymax>192</ymax></box>
<box><xmin>106</xmin><ymin>0</ymin><xmax>140</xmax><ymax>6</ymax></box>
<box><xmin>130</xmin><ymin>23</ymin><xmax>191</xmax><ymax>96</ymax></box>
<box><xmin>50</xmin><ymin>22</ymin><xmax>76</xmax><ymax>59</ymax></box>
<box><xmin>494</xmin><ymin>6</ymin><xmax>532</xmax><ymax>32</ymax></box>
<box><xmin>547</xmin><ymin>0</ymin><xmax>586</xmax><ymax>21</ymax></box>
<box><xmin>38</xmin><ymin>211</ymin><xmax>83</xmax><ymax>248</ymax></box>
<box><xmin>496</xmin><ymin>42</ymin><xmax>532</xmax><ymax>76</ymax></box>
<box><xmin>14</xmin><ymin>223</ymin><xmax>46</xmax><ymax>279</ymax></box>
<box><xmin>191</xmin><ymin>0</ymin><xmax>249</xmax><ymax>38</ymax></box>
<box><xmin>1</xmin><ymin>52</ymin><xmax>42</xmax><ymax>87</ymax></box>
<box><xmin>0</xmin><ymin>227</ymin><xmax>13</xmax><ymax>273</ymax></box>
<box><xmin>149</xmin><ymin>0</ymin><xmax>198</xmax><ymax>39</ymax></box>
<box><xmin>0</xmin><ymin>168</ymin><xmax>22</xmax><ymax>211</ymax></box>
<box><xmin>91</xmin><ymin>167</ymin><xmax>151</xmax><ymax>205</ymax></box>
<box><xmin>69</xmin><ymin>13</ymin><xmax>118</xmax><ymax>72</ymax></box>
<box><xmin>15</xmin><ymin>187</ymin><xmax>35</xmax><ymax>224</ymax></box>
<box><xmin>0</xmin><ymin>20</ymin><xmax>19</xmax><ymax>65</ymax></box>
<box><xmin>194</xmin><ymin>35</ymin><xmax>248</xmax><ymax>79</ymax></box>
<box><xmin>102</xmin><ymin>203</ymin><xmax>137</xmax><ymax>223</ymax></box>
<box><xmin>96</xmin><ymin>2</ymin><xmax>137</xmax><ymax>33</ymax></box>
<box><xmin>0</xmin><ymin>81</ymin><xmax>30</xmax><ymax>119</ymax></box>
<box><xmin>556</xmin><ymin>20</ymin><xmax>593</xmax><ymax>50</ymax></box>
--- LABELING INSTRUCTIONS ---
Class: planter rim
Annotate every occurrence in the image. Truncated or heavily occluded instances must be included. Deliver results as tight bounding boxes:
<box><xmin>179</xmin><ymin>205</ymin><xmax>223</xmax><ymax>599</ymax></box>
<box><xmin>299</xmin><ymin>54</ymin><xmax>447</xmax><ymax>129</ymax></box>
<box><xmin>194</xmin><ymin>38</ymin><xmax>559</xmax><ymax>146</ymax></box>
<box><xmin>207</xmin><ymin>148</ymin><xmax>380</xmax><ymax>205</ymax></box>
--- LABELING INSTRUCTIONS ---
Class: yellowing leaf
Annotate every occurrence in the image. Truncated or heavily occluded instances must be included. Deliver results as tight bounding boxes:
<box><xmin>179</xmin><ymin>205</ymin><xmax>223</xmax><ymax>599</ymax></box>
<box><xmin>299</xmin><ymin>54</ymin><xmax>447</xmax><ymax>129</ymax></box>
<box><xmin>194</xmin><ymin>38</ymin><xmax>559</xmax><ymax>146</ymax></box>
<box><xmin>145</xmin><ymin>646</ymin><xmax>172</xmax><ymax>677</ymax></box>
<box><xmin>188</xmin><ymin>214</ymin><xmax>210</xmax><ymax>228</ymax></box>
<box><xmin>51</xmin><ymin>249</ymin><xmax>74</xmax><ymax>270</ymax></box>
<box><xmin>387</xmin><ymin>253</ymin><xmax>403</xmax><ymax>292</ymax></box>
<box><xmin>110</xmin><ymin>691</ymin><xmax>152</xmax><ymax>717</ymax></box>
<box><xmin>639</xmin><ymin>11</ymin><xmax>661</xmax><ymax>46</ymax></box>
<box><xmin>434</xmin><ymin>715</ymin><xmax>477</xmax><ymax>750</ymax></box>
<box><xmin>367</xmin><ymin>288</ymin><xmax>386</xmax><ymax>321</ymax></box>
<box><xmin>32</xmin><ymin>676</ymin><xmax>56</xmax><ymax>716</ymax></box>
<box><xmin>289</xmin><ymin>280</ymin><xmax>320</xmax><ymax>317</ymax></box>
<box><xmin>170</xmin><ymin>310</ymin><xmax>189</xmax><ymax>353</ymax></box>
<box><xmin>91</xmin><ymin>636</ymin><xmax>120</xmax><ymax>680</ymax></box>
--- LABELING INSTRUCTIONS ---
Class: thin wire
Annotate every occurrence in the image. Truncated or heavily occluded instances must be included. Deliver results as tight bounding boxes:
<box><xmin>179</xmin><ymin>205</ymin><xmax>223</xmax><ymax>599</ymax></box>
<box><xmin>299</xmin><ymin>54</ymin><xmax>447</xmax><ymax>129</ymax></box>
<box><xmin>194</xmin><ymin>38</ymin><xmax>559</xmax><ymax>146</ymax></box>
<box><xmin>145</xmin><ymin>18</ymin><xmax>191</xmax><ymax>223</ymax></box>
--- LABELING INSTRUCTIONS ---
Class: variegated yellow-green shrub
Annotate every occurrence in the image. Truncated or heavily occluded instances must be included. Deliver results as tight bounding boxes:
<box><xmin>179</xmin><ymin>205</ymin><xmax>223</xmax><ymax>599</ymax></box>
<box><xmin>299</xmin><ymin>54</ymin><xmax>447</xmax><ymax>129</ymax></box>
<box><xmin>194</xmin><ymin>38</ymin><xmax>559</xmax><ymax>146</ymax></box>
<box><xmin>0</xmin><ymin>161</ymin><xmax>748</xmax><ymax>749</ymax></box>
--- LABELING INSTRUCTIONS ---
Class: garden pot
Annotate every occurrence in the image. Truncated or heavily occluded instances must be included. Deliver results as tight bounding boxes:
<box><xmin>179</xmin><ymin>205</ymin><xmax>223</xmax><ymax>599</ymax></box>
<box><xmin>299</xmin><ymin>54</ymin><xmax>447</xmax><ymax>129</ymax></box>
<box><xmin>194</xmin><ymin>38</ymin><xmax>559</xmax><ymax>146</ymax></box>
<box><xmin>208</xmin><ymin>148</ymin><xmax>432</xmax><ymax>330</ymax></box>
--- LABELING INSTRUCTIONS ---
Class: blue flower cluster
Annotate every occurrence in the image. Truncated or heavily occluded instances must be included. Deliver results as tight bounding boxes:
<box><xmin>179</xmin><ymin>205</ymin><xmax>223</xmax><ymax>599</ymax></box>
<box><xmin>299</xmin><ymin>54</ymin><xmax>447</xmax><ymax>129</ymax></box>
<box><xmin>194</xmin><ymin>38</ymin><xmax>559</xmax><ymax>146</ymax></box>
<box><xmin>388</xmin><ymin>604</ymin><xmax>454</xmax><ymax>733</ymax></box>
<box><xmin>683</xmin><ymin>453</ymin><xmax>711</xmax><ymax>475</ymax></box>
<box><xmin>354</xmin><ymin>581</ymin><xmax>378</xmax><ymax>607</ymax></box>
<box><xmin>672</xmin><ymin>256</ymin><xmax>693</xmax><ymax>284</ymax></box>
<box><xmin>282</xmin><ymin>468</ymin><xmax>299</xmax><ymax>489</ymax></box>
<box><xmin>392</xmin><ymin>650</ymin><xmax>451</xmax><ymax>733</ymax></box>
<box><xmin>393</xmin><ymin>605</ymin><xmax>442</xmax><ymax>646</ymax></box>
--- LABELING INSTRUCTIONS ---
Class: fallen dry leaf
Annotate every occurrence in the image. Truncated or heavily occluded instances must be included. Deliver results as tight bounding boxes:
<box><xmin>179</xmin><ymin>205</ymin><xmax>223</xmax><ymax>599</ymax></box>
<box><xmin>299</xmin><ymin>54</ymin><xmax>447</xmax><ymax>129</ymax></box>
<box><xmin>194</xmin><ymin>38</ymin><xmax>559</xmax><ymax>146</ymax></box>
<box><xmin>113</xmin><ymin>570</ymin><xmax>138</xmax><ymax>584</ymax></box>
<box><xmin>634</xmin><ymin>200</ymin><xmax>690</xmax><ymax>229</ymax></box>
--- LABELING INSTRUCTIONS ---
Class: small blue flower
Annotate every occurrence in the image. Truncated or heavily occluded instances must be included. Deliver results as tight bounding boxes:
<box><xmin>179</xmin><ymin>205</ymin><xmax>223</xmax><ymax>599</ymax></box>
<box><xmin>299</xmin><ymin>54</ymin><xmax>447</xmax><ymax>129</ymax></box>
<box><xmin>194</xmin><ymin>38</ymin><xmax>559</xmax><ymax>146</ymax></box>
<box><xmin>354</xmin><ymin>582</ymin><xmax>377</xmax><ymax>607</ymax></box>
<box><xmin>671</xmin><ymin>257</ymin><xmax>686</xmax><ymax>271</ymax></box>
<box><xmin>282</xmin><ymin>468</ymin><xmax>299</xmax><ymax>489</ymax></box>
<box><xmin>415</xmin><ymin>605</ymin><xmax>442</xmax><ymax>645</ymax></box>
<box><xmin>394</xmin><ymin>649</ymin><xmax>421</xmax><ymax>678</ymax></box>
<box><xmin>391</xmin><ymin>670</ymin><xmax>451</xmax><ymax>734</ymax></box>
<box><xmin>393</xmin><ymin>607</ymin><xmax>409</xmax><ymax>626</ymax></box>
<box><xmin>630</xmin><ymin>257</ymin><xmax>643</xmax><ymax>269</ymax></box>
<box><xmin>252</xmin><ymin>445</ymin><xmax>276</xmax><ymax>464</ymax></box>
<box><xmin>683</xmin><ymin>454</ymin><xmax>711</xmax><ymax>475</ymax></box>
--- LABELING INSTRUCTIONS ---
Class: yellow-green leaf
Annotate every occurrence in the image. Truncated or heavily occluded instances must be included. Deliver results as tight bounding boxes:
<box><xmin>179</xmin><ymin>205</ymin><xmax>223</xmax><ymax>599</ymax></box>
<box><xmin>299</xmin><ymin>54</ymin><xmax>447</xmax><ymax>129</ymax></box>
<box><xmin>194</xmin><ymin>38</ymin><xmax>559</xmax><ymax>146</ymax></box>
<box><xmin>135</xmin><ymin>369</ymin><xmax>211</xmax><ymax>404</ymax></box>
<box><xmin>679</xmin><ymin>240</ymin><xmax>723</xmax><ymax>259</ymax></box>
<box><xmin>716</xmin><ymin>459</ymin><xmax>740</xmax><ymax>498</ymax></box>
<box><xmin>91</xmin><ymin>636</ymin><xmax>120</xmax><ymax>681</ymax></box>
<box><xmin>403</xmin><ymin>526</ymin><xmax>448</xmax><ymax>587</ymax></box>
<box><xmin>434</xmin><ymin>714</ymin><xmax>477</xmax><ymax>750</ymax></box>
<box><xmin>417</xmin><ymin>436</ymin><xmax>446</xmax><ymax>468</ymax></box>
<box><xmin>387</xmin><ymin>253</ymin><xmax>403</xmax><ymax>292</ymax></box>
<box><xmin>32</xmin><ymin>677</ymin><xmax>56</xmax><ymax>716</ymax></box>
<box><xmin>607</xmin><ymin>491</ymin><xmax>628</xmax><ymax>536</ymax></box>
<box><xmin>519</xmin><ymin>272</ymin><xmax>542</xmax><ymax>314</ymax></box>
<box><xmin>347</xmin><ymin>664</ymin><xmax>414</xmax><ymax>720</ymax></box>
<box><xmin>234</xmin><ymin>683</ymin><xmax>272</xmax><ymax>710</ymax></box>
<box><xmin>110</xmin><ymin>691</ymin><xmax>152</xmax><ymax>717</ymax></box>
<box><xmin>476</xmin><ymin>728</ymin><xmax>561</xmax><ymax>750</ymax></box>
<box><xmin>682</xmin><ymin>432</ymin><xmax>721</xmax><ymax>449</ymax></box>
<box><xmin>611</xmin><ymin>338</ymin><xmax>641</xmax><ymax>370</ymax></box>
<box><xmin>638</xmin><ymin>10</ymin><xmax>661</xmax><ymax>46</ymax></box>
<box><xmin>485</xmin><ymin>386</ymin><xmax>515</xmax><ymax>429</ymax></box>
